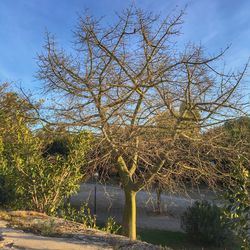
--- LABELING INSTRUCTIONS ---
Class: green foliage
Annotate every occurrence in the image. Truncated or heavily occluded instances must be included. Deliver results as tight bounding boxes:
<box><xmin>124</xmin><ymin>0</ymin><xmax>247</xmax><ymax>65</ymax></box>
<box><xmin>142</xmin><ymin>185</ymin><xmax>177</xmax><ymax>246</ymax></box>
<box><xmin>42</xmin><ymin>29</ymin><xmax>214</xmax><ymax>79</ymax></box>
<box><xmin>59</xmin><ymin>203</ymin><xmax>121</xmax><ymax>234</ymax></box>
<box><xmin>102</xmin><ymin>216</ymin><xmax>122</xmax><ymax>234</ymax></box>
<box><xmin>0</xmin><ymin>87</ymin><xmax>92</xmax><ymax>213</ymax></box>
<box><xmin>0</xmin><ymin>138</ymin><xmax>11</xmax><ymax>205</ymax></box>
<box><xmin>222</xmin><ymin>116</ymin><xmax>250</xmax><ymax>161</ymax></box>
<box><xmin>224</xmin><ymin>116</ymin><xmax>250</xmax><ymax>141</ymax></box>
<box><xmin>60</xmin><ymin>203</ymin><xmax>97</xmax><ymax>229</ymax></box>
<box><xmin>222</xmin><ymin>157</ymin><xmax>250</xmax><ymax>249</ymax></box>
<box><xmin>1</xmin><ymin>129</ymin><xmax>91</xmax><ymax>213</ymax></box>
<box><xmin>181</xmin><ymin>200</ymin><xmax>231</xmax><ymax>246</ymax></box>
<box><xmin>0</xmin><ymin>92</ymin><xmax>34</xmax><ymax>206</ymax></box>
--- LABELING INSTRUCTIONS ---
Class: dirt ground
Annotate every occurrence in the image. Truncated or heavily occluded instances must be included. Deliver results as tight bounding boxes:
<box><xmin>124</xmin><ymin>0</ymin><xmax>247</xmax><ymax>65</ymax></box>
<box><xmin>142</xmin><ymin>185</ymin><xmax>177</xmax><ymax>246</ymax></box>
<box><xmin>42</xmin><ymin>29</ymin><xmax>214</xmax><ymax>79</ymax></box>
<box><xmin>0</xmin><ymin>219</ymin><xmax>111</xmax><ymax>250</ymax></box>
<box><xmin>0</xmin><ymin>211</ymin><xmax>170</xmax><ymax>250</ymax></box>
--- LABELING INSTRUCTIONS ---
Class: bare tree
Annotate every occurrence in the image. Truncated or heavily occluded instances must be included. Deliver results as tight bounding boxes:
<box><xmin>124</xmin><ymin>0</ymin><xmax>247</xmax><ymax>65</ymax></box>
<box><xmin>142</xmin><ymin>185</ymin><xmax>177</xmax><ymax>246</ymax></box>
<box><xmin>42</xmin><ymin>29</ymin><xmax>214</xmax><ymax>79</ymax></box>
<box><xmin>37</xmin><ymin>7</ymin><xmax>248</xmax><ymax>239</ymax></box>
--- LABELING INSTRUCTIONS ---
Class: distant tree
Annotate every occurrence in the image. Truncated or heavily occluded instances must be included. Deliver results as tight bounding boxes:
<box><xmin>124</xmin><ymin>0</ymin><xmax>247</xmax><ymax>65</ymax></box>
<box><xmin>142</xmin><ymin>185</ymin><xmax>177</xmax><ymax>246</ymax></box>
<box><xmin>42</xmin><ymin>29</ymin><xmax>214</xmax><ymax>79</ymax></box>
<box><xmin>151</xmin><ymin>104</ymin><xmax>201</xmax><ymax>213</ymax></box>
<box><xmin>37</xmin><ymin>7</ymin><xmax>248</xmax><ymax>239</ymax></box>
<box><xmin>224</xmin><ymin>116</ymin><xmax>250</xmax><ymax>136</ymax></box>
<box><xmin>224</xmin><ymin>117</ymin><xmax>250</xmax><ymax>156</ymax></box>
<box><xmin>204</xmin><ymin>116</ymin><xmax>250</xmax><ymax>170</ymax></box>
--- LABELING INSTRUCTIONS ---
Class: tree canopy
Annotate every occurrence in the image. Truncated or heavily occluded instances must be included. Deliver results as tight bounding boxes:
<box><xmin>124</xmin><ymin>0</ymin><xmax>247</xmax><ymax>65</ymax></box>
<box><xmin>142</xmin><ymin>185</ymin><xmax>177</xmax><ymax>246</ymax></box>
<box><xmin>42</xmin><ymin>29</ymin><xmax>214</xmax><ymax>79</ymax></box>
<box><xmin>37</xmin><ymin>7</ymin><xmax>248</xmax><ymax>239</ymax></box>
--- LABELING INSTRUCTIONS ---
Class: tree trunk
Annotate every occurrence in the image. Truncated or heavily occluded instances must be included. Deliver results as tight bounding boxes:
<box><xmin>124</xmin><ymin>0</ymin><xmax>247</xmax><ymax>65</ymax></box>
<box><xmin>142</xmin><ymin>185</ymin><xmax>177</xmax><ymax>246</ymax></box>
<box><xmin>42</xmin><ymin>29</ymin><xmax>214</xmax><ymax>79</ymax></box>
<box><xmin>122</xmin><ymin>188</ymin><xmax>137</xmax><ymax>240</ymax></box>
<box><xmin>156</xmin><ymin>187</ymin><xmax>162</xmax><ymax>214</ymax></box>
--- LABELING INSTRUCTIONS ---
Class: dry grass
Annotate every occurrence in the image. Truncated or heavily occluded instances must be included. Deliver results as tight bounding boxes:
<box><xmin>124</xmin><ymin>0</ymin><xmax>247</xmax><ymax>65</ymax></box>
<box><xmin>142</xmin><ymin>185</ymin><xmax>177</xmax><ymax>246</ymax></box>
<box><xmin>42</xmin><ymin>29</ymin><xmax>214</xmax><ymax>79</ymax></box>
<box><xmin>0</xmin><ymin>210</ymin><xmax>89</xmax><ymax>236</ymax></box>
<box><xmin>0</xmin><ymin>210</ymin><xmax>11</xmax><ymax>220</ymax></box>
<box><xmin>0</xmin><ymin>210</ymin><xmax>171</xmax><ymax>249</ymax></box>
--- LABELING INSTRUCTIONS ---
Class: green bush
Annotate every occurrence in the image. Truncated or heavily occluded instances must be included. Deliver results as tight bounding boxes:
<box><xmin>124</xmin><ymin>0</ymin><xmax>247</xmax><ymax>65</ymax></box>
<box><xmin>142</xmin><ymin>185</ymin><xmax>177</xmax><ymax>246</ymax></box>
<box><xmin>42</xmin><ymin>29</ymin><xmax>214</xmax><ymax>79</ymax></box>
<box><xmin>181</xmin><ymin>200</ymin><xmax>231</xmax><ymax>246</ymax></box>
<box><xmin>222</xmin><ymin>157</ymin><xmax>250</xmax><ymax>249</ymax></box>
<box><xmin>0</xmin><ymin>124</ymin><xmax>92</xmax><ymax>213</ymax></box>
<box><xmin>0</xmin><ymin>88</ymin><xmax>93</xmax><ymax>212</ymax></box>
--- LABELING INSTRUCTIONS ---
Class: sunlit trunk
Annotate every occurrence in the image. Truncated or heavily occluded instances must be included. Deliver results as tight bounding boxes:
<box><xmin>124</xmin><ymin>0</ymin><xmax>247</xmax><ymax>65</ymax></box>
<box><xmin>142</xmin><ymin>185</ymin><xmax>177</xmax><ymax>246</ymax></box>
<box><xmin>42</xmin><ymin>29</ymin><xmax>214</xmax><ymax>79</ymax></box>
<box><xmin>122</xmin><ymin>188</ymin><xmax>137</xmax><ymax>240</ymax></box>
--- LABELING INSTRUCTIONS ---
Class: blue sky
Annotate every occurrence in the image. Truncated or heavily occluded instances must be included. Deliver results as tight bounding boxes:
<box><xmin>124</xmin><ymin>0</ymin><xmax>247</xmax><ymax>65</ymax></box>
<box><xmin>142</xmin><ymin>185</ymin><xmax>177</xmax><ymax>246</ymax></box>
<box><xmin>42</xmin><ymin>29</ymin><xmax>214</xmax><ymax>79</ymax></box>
<box><xmin>0</xmin><ymin>0</ymin><xmax>250</xmax><ymax>91</ymax></box>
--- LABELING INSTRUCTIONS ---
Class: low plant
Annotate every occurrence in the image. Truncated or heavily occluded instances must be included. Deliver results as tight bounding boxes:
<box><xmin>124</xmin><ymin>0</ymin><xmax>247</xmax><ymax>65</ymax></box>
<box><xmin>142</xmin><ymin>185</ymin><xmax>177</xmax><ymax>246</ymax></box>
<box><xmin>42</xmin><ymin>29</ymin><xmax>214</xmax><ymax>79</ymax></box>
<box><xmin>102</xmin><ymin>216</ymin><xmax>121</xmax><ymax>234</ymax></box>
<box><xmin>181</xmin><ymin>200</ymin><xmax>231</xmax><ymax>246</ymax></box>
<box><xmin>31</xmin><ymin>218</ymin><xmax>57</xmax><ymax>236</ymax></box>
<box><xmin>4</xmin><ymin>213</ymin><xmax>57</xmax><ymax>237</ymax></box>
<box><xmin>59</xmin><ymin>203</ymin><xmax>121</xmax><ymax>234</ymax></box>
<box><xmin>60</xmin><ymin>203</ymin><xmax>97</xmax><ymax>229</ymax></box>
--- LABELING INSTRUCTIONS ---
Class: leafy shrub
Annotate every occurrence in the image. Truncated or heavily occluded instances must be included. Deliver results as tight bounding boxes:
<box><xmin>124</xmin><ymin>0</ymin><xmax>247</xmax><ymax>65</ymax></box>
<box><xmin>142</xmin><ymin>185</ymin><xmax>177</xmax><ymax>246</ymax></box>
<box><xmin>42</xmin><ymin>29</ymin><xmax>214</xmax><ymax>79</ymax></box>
<box><xmin>181</xmin><ymin>200</ymin><xmax>231</xmax><ymax>246</ymax></box>
<box><xmin>0</xmin><ymin>88</ymin><xmax>93</xmax><ymax>212</ymax></box>
<box><xmin>0</xmin><ymin>125</ymin><xmax>92</xmax><ymax>213</ymax></box>
<box><xmin>222</xmin><ymin>157</ymin><xmax>250</xmax><ymax>249</ymax></box>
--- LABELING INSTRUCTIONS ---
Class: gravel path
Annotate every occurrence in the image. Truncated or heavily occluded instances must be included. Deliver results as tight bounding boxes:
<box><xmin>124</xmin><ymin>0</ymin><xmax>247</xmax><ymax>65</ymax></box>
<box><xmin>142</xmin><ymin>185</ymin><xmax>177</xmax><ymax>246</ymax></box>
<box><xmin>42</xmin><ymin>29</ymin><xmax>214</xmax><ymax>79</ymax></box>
<box><xmin>70</xmin><ymin>183</ymin><xmax>219</xmax><ymax>231</ymax></box>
